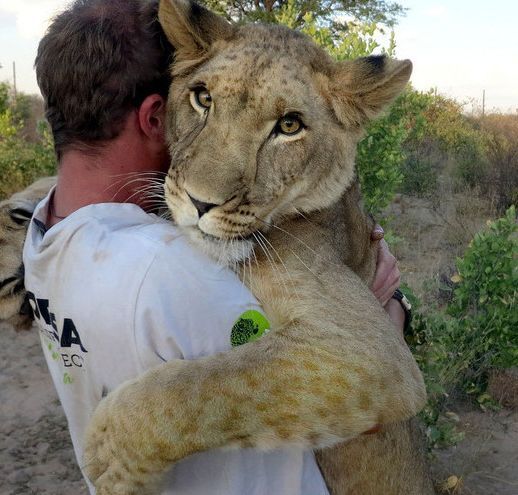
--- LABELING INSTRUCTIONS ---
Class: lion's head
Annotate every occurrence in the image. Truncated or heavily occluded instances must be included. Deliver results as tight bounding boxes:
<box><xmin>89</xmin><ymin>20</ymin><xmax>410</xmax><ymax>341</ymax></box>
<box><xmin>0</xmin><ymin>177</ymin><xmax>56</xmax><ymax>329</ymax></box>
<box><xmin>159</xmin><ymin>0</ymin><xmax>411</xmax><ymax>264</ymax></box>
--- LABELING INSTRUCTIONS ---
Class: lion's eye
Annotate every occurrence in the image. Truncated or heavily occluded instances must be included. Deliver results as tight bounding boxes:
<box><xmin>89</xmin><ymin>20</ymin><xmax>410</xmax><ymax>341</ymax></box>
<box><xmin>275</xmin><ymin>114</ymin><xmax>304</xmax><ymax>136</ymax></box>
<box><xmin>191</xmin><ymin>87</ymin><xmax>212</xmax><ymax>111</ymax></box>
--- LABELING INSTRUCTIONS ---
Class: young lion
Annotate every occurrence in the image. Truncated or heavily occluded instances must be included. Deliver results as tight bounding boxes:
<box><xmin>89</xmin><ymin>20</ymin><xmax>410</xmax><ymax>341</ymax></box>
<box><xmin>0</xmin><ymin>177</ymin><xmax>56</xmax><ymax>329</ymax></box>
<box><xmin>83</xmin><ymin>1</ymin><xmax>432</xmax><ymax>493</ymax></box>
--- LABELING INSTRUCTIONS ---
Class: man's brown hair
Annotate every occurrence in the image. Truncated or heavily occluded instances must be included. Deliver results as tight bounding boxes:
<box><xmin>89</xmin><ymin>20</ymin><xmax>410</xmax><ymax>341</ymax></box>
<box><xmin>35</xmin><ymin>0</ymin><xmax>173</xmax><ymax>158</ymax></box>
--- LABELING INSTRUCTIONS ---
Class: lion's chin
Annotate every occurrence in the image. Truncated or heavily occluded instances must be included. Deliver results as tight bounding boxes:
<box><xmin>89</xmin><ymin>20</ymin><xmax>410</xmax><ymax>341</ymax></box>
<box><xmin>181</xmin><ymin>226</ymin><xmax>255</xmax><ymax>267</ymax></box>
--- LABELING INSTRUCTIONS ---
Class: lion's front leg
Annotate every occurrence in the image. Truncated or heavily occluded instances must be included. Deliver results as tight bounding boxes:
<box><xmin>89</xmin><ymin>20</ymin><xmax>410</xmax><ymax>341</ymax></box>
<box><xmin>84</xmin><ymin>295</ymin><xmax>426</xmax><ymax>493</ymax></box>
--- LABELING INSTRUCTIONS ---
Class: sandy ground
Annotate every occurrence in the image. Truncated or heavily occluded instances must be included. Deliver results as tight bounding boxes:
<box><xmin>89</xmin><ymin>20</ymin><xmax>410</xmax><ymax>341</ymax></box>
<box><xmin>432</xmin><ymin>407</ymin><xmax>518</xmax><ymax>495</ymax></box>
<box><xmin>0</xmin><ymin>322</ymin><xmax>88</xmax><ymax>495</ymax></box>
<box><xmin>1</xmin><ymin>321</ymin><xmax>517</xmax><ymax>495</ymax></box>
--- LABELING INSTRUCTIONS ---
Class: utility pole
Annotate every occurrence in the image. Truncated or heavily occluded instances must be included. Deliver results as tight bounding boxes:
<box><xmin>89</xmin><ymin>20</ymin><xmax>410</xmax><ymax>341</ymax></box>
<box><xmin>12</xmin><ymin>61</ymin><xmax>17</xmax><ymax>99</ymax></box>
<box><xmin>482</xmin><ymin>89</ymin><xmax>485</xmax><ymax>119</ymax></box>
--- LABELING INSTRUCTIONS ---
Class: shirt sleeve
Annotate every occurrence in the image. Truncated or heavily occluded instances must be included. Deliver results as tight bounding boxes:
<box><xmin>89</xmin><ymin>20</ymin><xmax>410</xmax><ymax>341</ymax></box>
<box><xmin>133</xmin><ymin>240</ymin><xmax>265</xmax><ymax>369</ymax></box>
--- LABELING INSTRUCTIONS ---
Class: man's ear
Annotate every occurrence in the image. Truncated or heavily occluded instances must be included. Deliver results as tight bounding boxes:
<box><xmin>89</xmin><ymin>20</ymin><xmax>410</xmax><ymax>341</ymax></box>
<box><xmin>138</xmin><ymin>95</ymin><xmax>166</xmax><ymax>142</ymax></box>
<box><xmin>159</xmin><ymin>0</ymin><xmax>234</xmax><ymax>63</ymax></box>
<box><xmin>330</xmin><ymin>55</ymin><xmax>412</xmax><ymax>127</ymax></box>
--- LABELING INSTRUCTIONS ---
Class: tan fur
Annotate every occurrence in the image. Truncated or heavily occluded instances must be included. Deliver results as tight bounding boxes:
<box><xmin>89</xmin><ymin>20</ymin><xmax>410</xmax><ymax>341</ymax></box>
<box><xmin>0</xmin><ymin>177</ymin><xmax>56</xmax><ymax>329</ymax></box>
<box><xmin>316</xmin><ymin>419</ymin><xmax>433</xmax><ymax>494</ymax></box>
<box><xmin>83</xmin><ymin>1</ymin><xmax>432</xmax><ymax>493</ymax></box>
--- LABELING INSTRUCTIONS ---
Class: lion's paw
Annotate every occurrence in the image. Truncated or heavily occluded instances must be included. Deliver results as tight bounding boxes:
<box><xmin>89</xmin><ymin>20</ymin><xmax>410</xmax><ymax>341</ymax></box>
<box><xmin>83</xmin><ymin>380</ymin><xmax>167</xmax><ymax>494</ymax></box>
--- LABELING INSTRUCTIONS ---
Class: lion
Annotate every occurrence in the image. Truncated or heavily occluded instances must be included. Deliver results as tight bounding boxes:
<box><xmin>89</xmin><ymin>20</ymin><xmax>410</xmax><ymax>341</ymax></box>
<box><xmin>80</xmin><ymin>1</ymin><xmax>434</xmax><ymax>493</ymax></box>
<box><xmin>0</xmin><ymin>177</ymin><xmax>56</xmax><ymax>329</ymax></box>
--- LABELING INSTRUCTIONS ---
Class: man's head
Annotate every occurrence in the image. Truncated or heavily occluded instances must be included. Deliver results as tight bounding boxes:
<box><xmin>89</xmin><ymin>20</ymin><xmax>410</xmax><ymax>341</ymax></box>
<box><xmin>36</xmin><ymin>0</ymin><xmax>173</xmax><ymax>159</ymax></box>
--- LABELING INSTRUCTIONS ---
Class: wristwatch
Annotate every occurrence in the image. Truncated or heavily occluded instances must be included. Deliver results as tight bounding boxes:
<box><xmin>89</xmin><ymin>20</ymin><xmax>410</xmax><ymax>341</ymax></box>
<box><xmin>392</xmin><ymin>289</ymin><xmax>412</xmax><ymax>335</ymax></box>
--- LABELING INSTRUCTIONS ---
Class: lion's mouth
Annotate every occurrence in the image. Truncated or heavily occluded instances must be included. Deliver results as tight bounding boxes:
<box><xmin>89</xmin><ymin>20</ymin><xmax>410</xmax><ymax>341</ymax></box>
<box><xmin>199</xmin><ymin>227</ymin><xmax>259</xmax><ymax>246</ymax></box>
<box><xmin>183</xmin><ymin>226</ymin><xmax>256</xmax><ymax>264</ymax></box>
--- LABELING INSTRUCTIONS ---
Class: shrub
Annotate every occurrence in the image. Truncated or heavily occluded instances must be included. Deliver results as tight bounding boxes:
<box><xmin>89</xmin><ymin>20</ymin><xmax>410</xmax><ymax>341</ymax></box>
<box><xmin>420</xmin><ymin>206</ymin><xmax>516</xmax><ymax>389</ymax></box>
<box><xmin>397</xmin><ymin>94</ymin><xmax>489</xmax><ymax>194</ymax></box>
<box><xmin>0</xmin><ymin>83</ymin><xmax>56</xmax><ymax>199</ymax></box>
<box><xmin>448</xmin><ymin>205</ymin><xmax>517</xmax><ymax>373</ymax></box>
<box><xmin>357</xmin><ymin>112</ymin><xmax>407</xmax><ymax>215</ymax></box>
<box><xmin>480</xmin><ymin>114</ymin><xmax>518</xmax><ymax>211</ymax></box>
<box><xmin>358</xmin><ymin>88</ymin><xmax>433</xmax><ymax>214</ymax></box>
<box><xmin>0</xmin><ymin>114</ymin><xmax>56</xmax><ymax>199</ymax></box>
<box><xmin>403</xmin><ymin>207</ymin><xmax>517</xmax><ymax>446</ymax></box>
<box><xmin>400</xmin><ymin>151</ymin><xmax>439</xmax><ymax>197</ymax></box>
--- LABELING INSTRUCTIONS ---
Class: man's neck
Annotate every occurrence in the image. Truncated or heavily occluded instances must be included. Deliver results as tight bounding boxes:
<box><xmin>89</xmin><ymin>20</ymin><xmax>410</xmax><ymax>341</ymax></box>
<box><xmin>47</xmin><ymin>110</ymin><xmax>169</xmax><ymax>227</ymax></box>
<box><xmin>53</xmin><ymin>152</ymin><xmax>134</xmax><ymax>211</ymax></box>
<box><xmin>49</xmin><ymin>147</ymin><xmax>165</xmax><ymax>227</ymax></box>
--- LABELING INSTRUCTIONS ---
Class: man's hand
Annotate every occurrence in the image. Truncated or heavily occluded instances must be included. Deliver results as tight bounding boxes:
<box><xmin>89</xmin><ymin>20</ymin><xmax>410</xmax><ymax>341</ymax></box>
<box><xmin>370</xmin><ymin>238</ymin><xmax>400</xmax><ymax>306</ymax></box>
<box><xmin>369</xmin><ymin>226</ymin><xmax>405</xmax><ymax>332</ymax></box>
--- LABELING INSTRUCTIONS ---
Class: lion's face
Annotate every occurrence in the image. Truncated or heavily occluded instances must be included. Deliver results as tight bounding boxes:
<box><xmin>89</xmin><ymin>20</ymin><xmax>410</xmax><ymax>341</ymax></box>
<box><xmin>0</xmin><ymin>177</ymin><xmax>56</xmax><ymax>328</ymax></box>
<box><xmin>159</xmin><ymin>0</ymin><xmax>411</xmax><ymax>264</ymax></box>
<box><xmin>0</xmin><ymin>201</ymin><xmax>33</xmax><ymax>327</ymax></box>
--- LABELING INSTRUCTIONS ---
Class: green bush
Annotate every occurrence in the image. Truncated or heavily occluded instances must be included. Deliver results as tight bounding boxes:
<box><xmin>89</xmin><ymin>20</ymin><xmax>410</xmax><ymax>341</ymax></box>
<box><xmin>358</xmin><ymin>89</ymin><xmax>433</xmax><ymax>214</ymax></box>
<box><xmin>400</xmin><ymin>153</ymin><xmax>438</xmax><ymax>197</ymax></box>
<box><xmin>480</xmin><ymin>114</ymin><xmax>518</xmax><ymax>212</ymax></box>
<box><xmin>448</xmin><ymin>205</ymin><xmax>517</xmax><ymax>372</ymax></box>
<box><xmin>0</xmin><ymin>113</ymin><xmax>56</xmax><ymax>199</ymax></box>
<box><xmin>357</xmin><ymin>114</ymin><xmax>406</xmax><ymax>214</ymax></box>
<box><xmin>403</xmin><ymin>207</ymin><xmax>517</xmax><ymax>446</ymax></box>
<box><xmin>0</xmin><ymin>83</ymin><xmax>56</xmax><ymax>199</ymax></box>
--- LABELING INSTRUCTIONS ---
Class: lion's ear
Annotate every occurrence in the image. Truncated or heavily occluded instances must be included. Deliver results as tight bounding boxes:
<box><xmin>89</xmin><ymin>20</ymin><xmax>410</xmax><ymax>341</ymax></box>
<box><xmin>330</xmin><ymin>55</ymin><xmax>412</xmax><ymax>127</ymax></box>
<box><xmin>159</xmin><ymin>0</ymin><xmax>234</xmax><ymax>61</ymax></box>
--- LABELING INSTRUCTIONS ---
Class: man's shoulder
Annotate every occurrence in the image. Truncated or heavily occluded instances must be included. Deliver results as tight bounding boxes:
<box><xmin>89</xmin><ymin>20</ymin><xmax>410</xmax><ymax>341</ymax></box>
<box><xmin>24</xmin><ymin>201</ymin><xmax>207</xmax><ymax>289</ymax></box>
<box><xmin>25</xmin><ymin>200</ymin><xmax>247</xmax><ymax>304</ymax></box>
<box><xmin>30</xmin><ymin>201</ymin><xmax>182</xmax><ymax>255</ymax></box>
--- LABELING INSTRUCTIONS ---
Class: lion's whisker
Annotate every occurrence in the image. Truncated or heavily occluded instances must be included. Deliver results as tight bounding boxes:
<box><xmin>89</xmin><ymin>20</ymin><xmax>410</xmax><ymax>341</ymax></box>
<box><xmin>252</xmin><ymin>233</ymin><xmax>289</xmax><ymax>301</ymax></box>
<box><xmin>256</xmin><ymin>231</ymin><xmax>297</xmax><ymax>300</ymax></box>
<box><xmin>255</xmin><ymin>216</ymin><xmax>340</xmax><ymax>269</ymax></box>
<box><xmin>105</xmin><ymin>172</ymin><xmax>165</xmax><ymax>203</ymax></box>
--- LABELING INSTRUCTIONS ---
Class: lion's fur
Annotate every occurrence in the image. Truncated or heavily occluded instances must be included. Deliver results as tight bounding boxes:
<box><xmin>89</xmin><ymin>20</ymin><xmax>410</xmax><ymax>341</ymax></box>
<box><xmin>83</xmin><ymin>1</ymin><xmax>433</xmax><ymax>493</ymax></box>
<box><xmin>0</xmin><ymin>177</ymin><xmax>56</xmax><ymax>329</ymax></box>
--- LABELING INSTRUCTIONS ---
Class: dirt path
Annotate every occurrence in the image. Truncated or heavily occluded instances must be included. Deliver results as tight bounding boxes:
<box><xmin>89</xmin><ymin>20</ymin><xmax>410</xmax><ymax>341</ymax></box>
<box><xmin>432</xmin><ymin>408</ymin><xmax>518</xmax><ymax>494</ymax></box>
<box><xmin>0</xmin><ymin>322</ymin><xmax>88</xmax><ymax>495</ymax></box>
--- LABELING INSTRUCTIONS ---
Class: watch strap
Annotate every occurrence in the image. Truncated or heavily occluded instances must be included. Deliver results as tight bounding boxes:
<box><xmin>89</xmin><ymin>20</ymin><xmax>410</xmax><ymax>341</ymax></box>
<box><xmin>392</xmin><ymin>288</ymin><xmax>412</xmax><ymax>335</ymax></box>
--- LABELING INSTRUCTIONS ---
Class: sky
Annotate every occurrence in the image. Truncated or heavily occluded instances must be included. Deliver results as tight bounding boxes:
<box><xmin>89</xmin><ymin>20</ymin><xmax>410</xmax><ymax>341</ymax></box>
<box><xmin>0</xmin><ymin>0</ymin><xmax>516</xmax><ymax>113</ymax></box>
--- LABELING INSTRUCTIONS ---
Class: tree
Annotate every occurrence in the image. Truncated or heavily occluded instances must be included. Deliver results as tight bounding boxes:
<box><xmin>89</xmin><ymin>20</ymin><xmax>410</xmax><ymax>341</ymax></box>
<box><xmin>203</xmin><ymin>0</ymin><xmax>404</xmax><ymax>30</ymax></box>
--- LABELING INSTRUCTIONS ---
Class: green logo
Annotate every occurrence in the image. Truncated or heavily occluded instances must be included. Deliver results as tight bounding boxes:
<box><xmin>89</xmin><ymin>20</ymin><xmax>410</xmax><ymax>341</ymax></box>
<box><xmin>47</xmin><ymin>341</ymin><xmax>59</xmax><ymax>361</ymax></box>
<box><xmin>231</xmin><ymin>310</ymin><xmax>270</xmax><ymax>347</ymax></box>
<box><xmin>63</xmin><ymin>373</ymin><xmax>74</xmax><ymax>385</ymax></box>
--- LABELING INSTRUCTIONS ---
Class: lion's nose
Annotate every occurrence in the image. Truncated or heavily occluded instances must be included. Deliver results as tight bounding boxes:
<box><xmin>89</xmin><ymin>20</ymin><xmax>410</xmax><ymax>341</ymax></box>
<box><xmin>188</xmin><ymin>194</ymin><xmax>218</xmax><ymax>218</ymax></box>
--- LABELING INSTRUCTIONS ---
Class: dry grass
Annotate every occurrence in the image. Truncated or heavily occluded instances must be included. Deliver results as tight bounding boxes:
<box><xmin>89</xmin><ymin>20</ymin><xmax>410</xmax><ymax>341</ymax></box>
<box><xmin>386</xmin><ymin>176</ymin><xmax>497</xmax><ymax>304</ymax></box>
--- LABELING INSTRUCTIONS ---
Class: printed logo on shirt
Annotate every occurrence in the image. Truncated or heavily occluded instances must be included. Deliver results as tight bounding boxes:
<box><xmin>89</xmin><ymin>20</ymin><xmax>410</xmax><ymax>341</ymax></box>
<box><xmin>231</xmin><ymin>310</ymin><xmax>270</xmax><ymax>347</ymax></box>
<box><xmin>26</xmin><ymin>291</ymin><xmax>87</xmax><ymax>384</ymax></box>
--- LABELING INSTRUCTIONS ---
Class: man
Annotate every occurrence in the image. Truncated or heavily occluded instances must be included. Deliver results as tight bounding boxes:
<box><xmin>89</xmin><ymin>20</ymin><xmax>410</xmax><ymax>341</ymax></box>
<box><xmin>24</xmin><ymin>0</ymin><xmax>406</xmax><ymax>493</ymax></box>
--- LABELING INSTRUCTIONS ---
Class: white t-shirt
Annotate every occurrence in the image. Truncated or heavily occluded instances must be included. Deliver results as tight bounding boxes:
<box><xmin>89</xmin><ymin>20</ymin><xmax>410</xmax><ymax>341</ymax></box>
<box><xmin>23</xmin><ymin>193</ymin><xmax>329</xmax><ymax>495</ymax></box>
